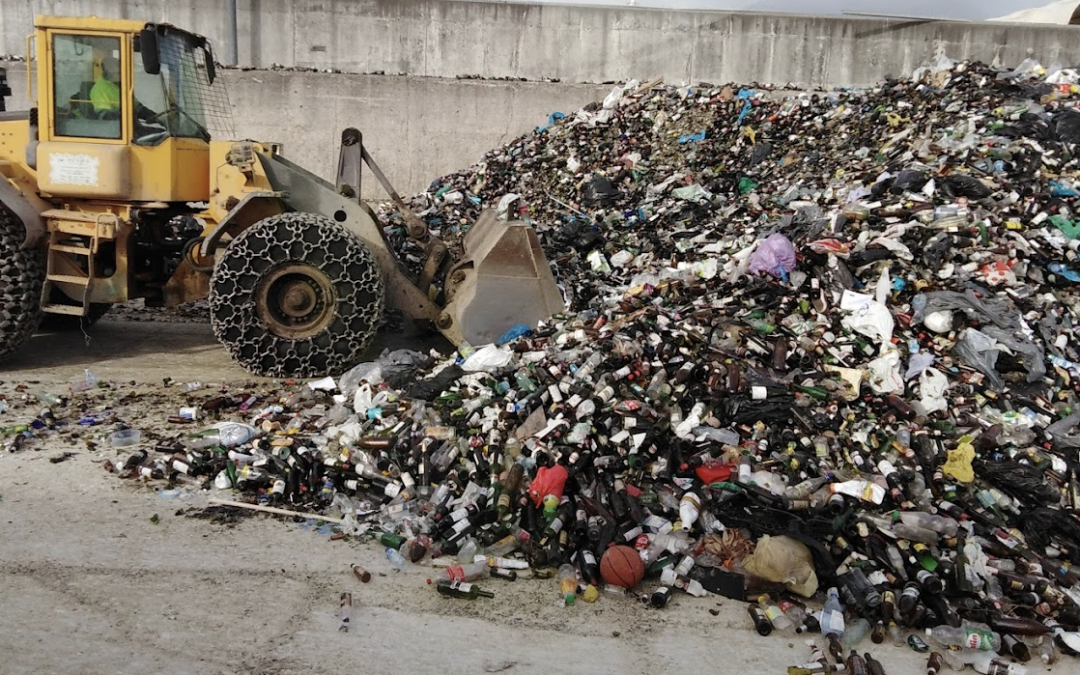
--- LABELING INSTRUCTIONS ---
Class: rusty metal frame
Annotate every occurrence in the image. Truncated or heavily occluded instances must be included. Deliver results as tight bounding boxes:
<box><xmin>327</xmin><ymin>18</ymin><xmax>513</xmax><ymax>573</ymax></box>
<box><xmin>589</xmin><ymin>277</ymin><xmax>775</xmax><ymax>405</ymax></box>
<box><xmin>0</xmin><ymin>175</ymin><xmax>49</xmax><ymax>248</ymax></box>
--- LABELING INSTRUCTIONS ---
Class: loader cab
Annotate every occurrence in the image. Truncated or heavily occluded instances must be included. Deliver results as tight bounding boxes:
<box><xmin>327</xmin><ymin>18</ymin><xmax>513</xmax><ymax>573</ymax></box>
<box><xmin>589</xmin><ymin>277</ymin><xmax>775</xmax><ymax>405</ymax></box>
<box><xmin>33</xmin><ymin>17</ymin><xmax>219</xmax><ymax>202</ymax></box>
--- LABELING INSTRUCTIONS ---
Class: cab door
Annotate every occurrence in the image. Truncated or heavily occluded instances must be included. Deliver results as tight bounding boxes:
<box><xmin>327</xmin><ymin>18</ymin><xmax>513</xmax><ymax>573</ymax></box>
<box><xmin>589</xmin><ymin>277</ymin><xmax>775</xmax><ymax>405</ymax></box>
<box><xmin>36</xmin><ymin>29</ymin><xmax>132</xmax><ymax>199</ymax></box>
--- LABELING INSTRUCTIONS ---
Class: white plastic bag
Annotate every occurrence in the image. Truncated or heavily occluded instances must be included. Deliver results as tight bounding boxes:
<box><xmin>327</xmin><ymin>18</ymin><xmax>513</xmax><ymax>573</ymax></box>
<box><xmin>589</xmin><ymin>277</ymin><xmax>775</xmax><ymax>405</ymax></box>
<box><xmin>920</xmin><ymin>368</ymin><xmax>949</xmax><ymax>414</ymax></box>
<box><xmin>461</xmin><ymin>344</ymin><xmax>514</xmax><ymax>372</ymax></box>
<box><xmin>867</xmin><ymin>348</ymin><xmax>904</xmax><ymax>394</ymax></box>
<box><xmin>842</xmin><ymin>300</ymin><xmax>895</xmax><ymax>346</ymax></box>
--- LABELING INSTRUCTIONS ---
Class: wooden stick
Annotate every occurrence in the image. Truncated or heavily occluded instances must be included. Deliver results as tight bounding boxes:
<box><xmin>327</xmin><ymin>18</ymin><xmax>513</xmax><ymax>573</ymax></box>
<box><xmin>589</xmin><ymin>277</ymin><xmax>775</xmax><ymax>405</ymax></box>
<box><xmin>207</xmin><ymin>497</ymin><xmax>344</xmax><ymax>524</ymax></box>
<box><xmin>628</xmin><ymin>77</ymin><xmax>664</xmax><ymax>98</ymax></box>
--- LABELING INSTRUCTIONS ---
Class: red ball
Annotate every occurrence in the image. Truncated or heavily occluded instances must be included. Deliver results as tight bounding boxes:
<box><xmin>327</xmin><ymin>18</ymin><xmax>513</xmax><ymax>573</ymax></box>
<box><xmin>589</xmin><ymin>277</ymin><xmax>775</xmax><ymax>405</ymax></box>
<box><xmin>600</xmin><ymin>545</ymin><xmax>646</xmax><ymax>590</ymax></box>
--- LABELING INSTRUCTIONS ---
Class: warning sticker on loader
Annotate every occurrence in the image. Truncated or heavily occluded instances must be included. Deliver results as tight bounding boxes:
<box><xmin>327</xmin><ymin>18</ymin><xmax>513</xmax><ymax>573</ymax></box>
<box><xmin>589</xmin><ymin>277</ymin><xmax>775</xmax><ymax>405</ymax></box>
<box><xmin>49</xmin><ymin>153</ymin><xmax>99</xmax><ymax>186</ymax></box>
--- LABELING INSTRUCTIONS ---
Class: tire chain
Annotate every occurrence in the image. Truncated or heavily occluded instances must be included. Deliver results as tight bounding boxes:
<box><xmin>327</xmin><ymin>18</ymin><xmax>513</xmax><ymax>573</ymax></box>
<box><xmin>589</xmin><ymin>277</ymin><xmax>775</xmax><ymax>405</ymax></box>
<box><xmin>0</xmin><ymin>209</ymin><xmax>45</xmax><ymax>363</ymax></box>
<box><xmin>209</xmin><ymin>213</ymin><xmax>384</xmax><ymax>378</ymax></box>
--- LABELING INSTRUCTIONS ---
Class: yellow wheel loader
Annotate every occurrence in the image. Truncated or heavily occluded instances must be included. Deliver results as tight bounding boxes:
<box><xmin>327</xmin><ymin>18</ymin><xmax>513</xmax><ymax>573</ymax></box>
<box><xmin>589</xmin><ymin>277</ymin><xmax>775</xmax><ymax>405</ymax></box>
<box><xmin>0</xmin><ymin>16</ymin><xmax>564</xmax><ymax>376</ymax></box>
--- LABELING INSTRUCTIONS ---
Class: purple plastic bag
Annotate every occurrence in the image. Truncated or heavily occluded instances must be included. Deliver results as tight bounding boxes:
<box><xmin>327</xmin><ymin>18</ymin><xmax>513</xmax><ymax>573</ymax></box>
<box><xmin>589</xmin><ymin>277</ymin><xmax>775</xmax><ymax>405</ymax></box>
<box><xmin>749</xmin><ymin>233</ymin><xmax>797</xmax><ymax>280</ymax></box>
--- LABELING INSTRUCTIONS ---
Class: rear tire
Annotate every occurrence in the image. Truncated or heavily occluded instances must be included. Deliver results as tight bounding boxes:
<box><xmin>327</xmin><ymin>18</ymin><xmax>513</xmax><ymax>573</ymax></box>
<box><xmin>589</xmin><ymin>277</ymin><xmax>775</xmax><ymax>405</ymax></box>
<box><xmin>209</xmin><ymin>213</ymin><xmax>384</xmax><ymax>377</ymax></box>
<box><xmin>0</xmin><ymin>208</ymin><xmax>45</xmax><ymax>362</ymax></box>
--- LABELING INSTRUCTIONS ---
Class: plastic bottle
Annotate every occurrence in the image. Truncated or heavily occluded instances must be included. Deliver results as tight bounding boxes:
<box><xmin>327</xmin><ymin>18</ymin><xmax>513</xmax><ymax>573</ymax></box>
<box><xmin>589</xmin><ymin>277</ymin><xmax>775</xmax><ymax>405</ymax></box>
<box><xmin>678</xmin><ymin>492</ymin><xmax>701</xmax><ymax>531</ymax></box>
<box><xmin>787</xmin><ymin>476</ymin><xmax>829</xmax><ymax>499</ymax></box>
<box><xmin>558</xmin><ymin>563</ymin><xmax>579</xmax><ymax>606</ymax></box>
<box><xmin>897</xmin><ymin>511</ymin><xmax>959</xmax><ymax>536</ymax></box>
<box><xmin>842</xmin><ymin>617</ymin><xmax>871</xmax><ymax>649</ymax></box>
<box><xmin>830</xmin><ymin>479</ymin><xmax>885</xmax><ymax>505</ymax></box>
<box><xmin>778</xmin><ymin>598</ymin><xmax>809</xmax><ymax>631</ymax></box>
<box><xmin>821</xmin><ymin>587</ymin><xmax>846</xmax><ymax>637</ymax></box>
<box><xmin>758</xmin><ymin>593</ymin><xmax>796</xmax><ymax>636</ymax></box>
<box><xmin>926</xmin><ymin>624</ymin><xmax>1001</xmax><ymax>651</ymax></box>
<box><xmin>436</xmin><ymin>561</ymin><xmax>491</xmax><ymax>583</ymax></box>
<box><xmin>456</xmin><ymin>537</ymin><xmax>479</xmax><ymax>563</ymax></box>
<box><xmin>659</xmin><ymin>567</ymin><xmax>707</xmax><ymax>597</ymax></box>
<box><xmin>942</xmin><ymin>649</ymin><xmax>1027</xmax><ymax>675</ymax></box>
<box><xmin>1037</xmin><ymin>637</ymin><xmax>1058</xmax><ymax>665</ymax></box>
<box><xmin>386</xmin><ymin>547</ymin><xmax>407</xmax><ymax>572</ymax></box>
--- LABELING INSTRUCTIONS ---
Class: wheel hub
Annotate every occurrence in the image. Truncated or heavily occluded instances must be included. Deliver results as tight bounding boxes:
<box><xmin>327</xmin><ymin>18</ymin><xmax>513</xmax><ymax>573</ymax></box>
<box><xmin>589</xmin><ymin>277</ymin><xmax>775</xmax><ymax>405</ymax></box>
<box><xmin>256</xmin><ymin>263</ymin><xmax>337</xmax><ymax>339</ymax></box>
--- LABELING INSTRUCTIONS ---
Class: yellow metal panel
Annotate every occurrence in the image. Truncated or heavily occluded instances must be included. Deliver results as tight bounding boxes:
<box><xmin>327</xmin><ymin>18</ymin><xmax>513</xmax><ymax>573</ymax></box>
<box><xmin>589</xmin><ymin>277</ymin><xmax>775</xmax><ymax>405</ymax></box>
<box><xmin>129</xmin><ymin>137</ymin><xmax>210</xmax><ymax>202</ymax></box>
<box><xmin>37</xmin><ymin>141</ymin><xmax>130</xmax><ymax>198</ymax></box>
<box><xmin>207</xmin><ymin>139</ymin><xmax>278</xmax><ymax>221</ymax></box>
<box><xmin>34</xmin><ymin>16</ymin><xmax>147</xmax><ymax>33</ymax></box>
<box><xmin>0</xmin><ymin>120</ymin><xmax>31</xmax><ymax>174</ymax></box>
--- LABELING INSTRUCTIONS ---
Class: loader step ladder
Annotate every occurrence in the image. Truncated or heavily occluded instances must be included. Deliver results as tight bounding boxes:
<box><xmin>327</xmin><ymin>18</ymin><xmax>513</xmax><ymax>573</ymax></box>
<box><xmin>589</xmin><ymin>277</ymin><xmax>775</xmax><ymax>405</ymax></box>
<box><xmin>40</xmin><ymin>230</ymin><xmax>98</xmax><ymax>317</ymax></box>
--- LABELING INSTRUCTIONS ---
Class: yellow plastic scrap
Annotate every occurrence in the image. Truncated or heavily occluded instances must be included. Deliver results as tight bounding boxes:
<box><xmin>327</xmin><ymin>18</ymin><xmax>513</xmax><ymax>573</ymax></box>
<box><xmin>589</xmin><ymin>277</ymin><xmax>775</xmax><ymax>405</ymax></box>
<box><xmin>885</xmin><ymin>112</ymin><xmax>907</xmax><ymax>128</ymax></box>
<box><xmin>741</xmin><ymin>126</ymin><xmax>757</xmax><ymax>145</ymax></box>
<box><xmin>943</xmin><ymin>438</ymin><xmax>976</xmax><ymax>483</ymax></box>
<box><xmin>582</xmin><ymin>584</ymin><xmax>600</xmax><ymax>603</ymax></box>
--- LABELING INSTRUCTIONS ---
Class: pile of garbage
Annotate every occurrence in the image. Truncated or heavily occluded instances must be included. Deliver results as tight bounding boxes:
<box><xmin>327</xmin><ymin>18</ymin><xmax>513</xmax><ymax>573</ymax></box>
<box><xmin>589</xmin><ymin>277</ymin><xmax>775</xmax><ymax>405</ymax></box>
<box><xmin>28</xmin><ymin>56</ymin><xmax>1080</xmax><ymax>670</ymax></box>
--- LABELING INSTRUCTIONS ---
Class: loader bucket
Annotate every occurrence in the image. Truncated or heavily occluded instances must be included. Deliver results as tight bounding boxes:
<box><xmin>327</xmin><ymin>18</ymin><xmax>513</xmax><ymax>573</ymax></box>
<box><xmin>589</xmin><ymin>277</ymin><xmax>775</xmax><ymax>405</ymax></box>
<box><xmin>440</xmin><ymin>210</ymin><xmax>565</xmax><ymax>346</ymax></box>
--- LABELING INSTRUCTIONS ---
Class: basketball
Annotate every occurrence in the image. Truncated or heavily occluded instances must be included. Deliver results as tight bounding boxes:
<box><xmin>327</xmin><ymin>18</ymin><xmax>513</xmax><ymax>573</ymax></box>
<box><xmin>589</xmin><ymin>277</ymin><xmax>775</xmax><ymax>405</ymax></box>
<box><xmin>600</xmin><ymin>545</ymin><xmax>645</xmax><ymax>589</ymax></box>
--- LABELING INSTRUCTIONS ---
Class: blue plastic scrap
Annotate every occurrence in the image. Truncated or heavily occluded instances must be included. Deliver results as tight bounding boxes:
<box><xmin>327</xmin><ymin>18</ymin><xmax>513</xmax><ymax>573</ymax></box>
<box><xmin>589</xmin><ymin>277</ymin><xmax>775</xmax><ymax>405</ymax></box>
<box><xmin>737</xmin><ymin>89</ymin><xmax>756</xmax><ymax>126</ymax></box>
<box><xmin>537</xmin><ymin>111</ymin><xmax>566</xmax><ymax>133</ymax></box>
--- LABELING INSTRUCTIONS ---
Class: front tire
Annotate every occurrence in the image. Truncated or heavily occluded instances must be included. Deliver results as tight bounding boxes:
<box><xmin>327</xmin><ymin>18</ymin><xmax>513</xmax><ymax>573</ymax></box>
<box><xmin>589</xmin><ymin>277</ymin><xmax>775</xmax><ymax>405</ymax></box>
<box><xmin>209</xmin><ymin>213</ymin><xmax>384</xmax><ymax>377</ymax></box>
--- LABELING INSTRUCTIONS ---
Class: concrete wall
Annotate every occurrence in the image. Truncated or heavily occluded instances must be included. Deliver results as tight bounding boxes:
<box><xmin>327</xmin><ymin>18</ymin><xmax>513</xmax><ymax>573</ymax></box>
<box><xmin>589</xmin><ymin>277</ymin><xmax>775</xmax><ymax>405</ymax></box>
<box><xmin>3</xmin><ymin>1</ymin><xmax>1080</xmax><ymax>88</ymax></box>
<box><xmin>1</xmin><ymin>61</ymin><xmax>608</xmax><ymax>196</ymax></box>
<box><xmin>5</xmin><ymin>1</ymin><xmax>1080</xmax><ymax>195</ymax></box>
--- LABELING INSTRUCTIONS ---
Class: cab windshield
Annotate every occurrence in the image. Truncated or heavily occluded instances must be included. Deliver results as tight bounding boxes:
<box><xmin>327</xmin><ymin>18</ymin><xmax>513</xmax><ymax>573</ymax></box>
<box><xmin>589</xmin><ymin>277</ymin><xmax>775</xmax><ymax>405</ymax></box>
<box><xmin>133</xmin><ymin>29</ymin><xmax>231</xmax><ymax>146</ymax></box>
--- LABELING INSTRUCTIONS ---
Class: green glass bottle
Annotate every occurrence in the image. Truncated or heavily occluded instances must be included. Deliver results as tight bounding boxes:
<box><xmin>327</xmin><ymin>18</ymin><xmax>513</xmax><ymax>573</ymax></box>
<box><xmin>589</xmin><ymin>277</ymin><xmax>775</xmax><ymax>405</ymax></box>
<box><xmin>376</xmin><ymin>531</ymin><xmax>406</xmax><ymax>549</ymax></box>
<box><xmin>435</xmin><ymin>579</ymin><xmax>495</xmax><ymax>600</ymax></box>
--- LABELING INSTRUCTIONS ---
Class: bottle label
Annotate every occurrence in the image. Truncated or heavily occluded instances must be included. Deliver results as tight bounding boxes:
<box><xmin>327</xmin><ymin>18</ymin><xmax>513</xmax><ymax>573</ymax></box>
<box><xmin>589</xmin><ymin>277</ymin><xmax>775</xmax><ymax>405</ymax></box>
<box><xmin>763</xmin><ymin>605</ymin><xmax>784</xmax><ymax>623</ymax></box>
<box><xmin>964</xmin><ymin>627</ymin><xmax>996</xmax><ymax>650</ymax></box>
<box><xmin>452</xmin><ymin>581</ymin><xmax>472</xmax><ymax>593</ymax></box>
<box><xmin>447</xmin><ymin>566</ymin><xmax>466</xmax><ymax>582</ymax></box>
<box><xmin>823</xmin><ymin>611</ymin><xmax>844</xmax><ymax>634</ymax></box>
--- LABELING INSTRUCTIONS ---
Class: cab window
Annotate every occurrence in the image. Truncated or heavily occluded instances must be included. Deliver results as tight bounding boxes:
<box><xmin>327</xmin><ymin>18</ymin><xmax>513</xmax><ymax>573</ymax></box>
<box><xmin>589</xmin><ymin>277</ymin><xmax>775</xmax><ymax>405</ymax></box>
<box><xmin>52</xmin><ymin>34</ymin><xmax>123</xmax><ymax>140</ymax></box>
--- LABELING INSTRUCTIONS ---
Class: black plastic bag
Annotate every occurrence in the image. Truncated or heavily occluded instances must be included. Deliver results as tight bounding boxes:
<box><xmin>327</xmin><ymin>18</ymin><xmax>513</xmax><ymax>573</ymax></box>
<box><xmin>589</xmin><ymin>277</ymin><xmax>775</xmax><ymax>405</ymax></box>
<box><xmin>720</xmin><ymin>394</ymin><xmax>795</xmax><ymax>425</ymax></box>
<box><xmin>552</xmin><ymin>220</ymin><xmax>604</xmax><ymax>252</ymax></box>
<box><xmin>1052</xmin><ymin>109</ymin><xmax>1080</xmax><ymax>143</ymax></box>
<box><xmin>408</xmin><ymin>365</ymin><xmax>466</xmax><ymax>401</ymax></box>
<box><xmin>975</xmin><ymin>460</ymin><xmax>1059</xmax><ymax>506</ymax></box>
<box><xmin>889</xmin><ymin>169</ymin><xmax>929</xmax><ymax>195</ymax></box>
<box><xmin>749</xmin><ymin>143</ymin><xmax>772</xmax><ymax>166</ymax></box>
<box><xmin>942</xmin><ymin>174</ymin><xmax>993</xmax><ymax>200</ymax></box>
<box><xmin>580</xmin><ymin>175</ymin><xmax>621</xmax><ymax>207</ymax></box>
